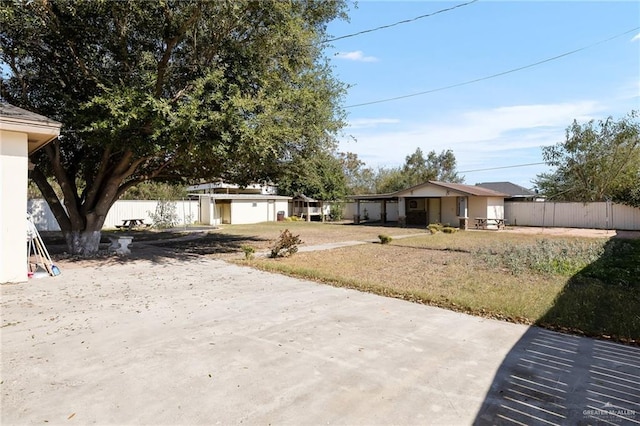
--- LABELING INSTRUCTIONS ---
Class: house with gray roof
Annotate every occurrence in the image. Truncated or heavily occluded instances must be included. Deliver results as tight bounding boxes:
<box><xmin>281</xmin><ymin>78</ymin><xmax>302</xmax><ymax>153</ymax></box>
<box><xmin>475</xmin><ymin>182</ymin><xmax>543</xmax><ymax>201</ymax></box>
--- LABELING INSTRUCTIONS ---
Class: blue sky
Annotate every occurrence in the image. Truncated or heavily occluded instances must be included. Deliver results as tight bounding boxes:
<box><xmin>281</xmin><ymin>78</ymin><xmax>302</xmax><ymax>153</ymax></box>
<box><xmin>325</xmin><ymin>1</ymin><xmax>640</xmax><ymax>189</ymax></box>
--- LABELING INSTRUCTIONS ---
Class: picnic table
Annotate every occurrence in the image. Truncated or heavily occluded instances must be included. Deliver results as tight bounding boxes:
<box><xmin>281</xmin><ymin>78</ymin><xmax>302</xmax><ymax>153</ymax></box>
<box><xmin>474</xmin><ymin>218</ymin><xmax>505</xmax><ymax>230</ymax></box>
<box><xmin>116</xmin><ymin>219</ymin><xmax>150</xmax><ymax>230</ymax></box>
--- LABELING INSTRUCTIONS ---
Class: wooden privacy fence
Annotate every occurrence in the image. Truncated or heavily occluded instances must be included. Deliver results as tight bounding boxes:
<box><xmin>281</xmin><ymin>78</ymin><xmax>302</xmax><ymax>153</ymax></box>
<box><xmin>28</xmin><ymin>199</ymin><xmax>199</xmax><ymax>231</ymax></box>
<box><xmin>505</xmin><ymin>202</ymin><xmax>640</xmax><ymax>230</ymax></box>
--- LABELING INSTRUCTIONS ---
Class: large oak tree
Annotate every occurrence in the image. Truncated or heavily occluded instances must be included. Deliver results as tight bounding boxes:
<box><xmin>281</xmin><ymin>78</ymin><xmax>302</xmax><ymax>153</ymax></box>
<box><xmin>0</xmin><ymin>0</ymin><xmax>347</xmax><ymax>255</ymax></box>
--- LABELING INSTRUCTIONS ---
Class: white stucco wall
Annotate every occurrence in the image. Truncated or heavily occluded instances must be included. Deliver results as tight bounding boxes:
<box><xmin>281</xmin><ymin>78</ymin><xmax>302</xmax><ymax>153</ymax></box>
<box><xmin>468</xmin><ymin>197</ymin><xmax>487</xmax><ymax>221</ymax></box>
<box><xmin>398</xmin><ymin>186</ymin><xmax>451</xmax><ymax>197</ymax></box>
<box><xmin>1</xmin><ymin>130</ymin><xmax>28</xmax><ymax>283</ymax></box>
<box><xmin>441</xmin><ymin>197</ymin><xmax>458</xmax><ymax>225</ymax></box>
<box><xmin>229</xmin><ymin>199</ymin><xmax>288</xmax><ymax>224</ymax></box>
<box><xmin>487</xmin><ymin>197</ymin><xmax>505</xmax><ymax>220</ymax></box>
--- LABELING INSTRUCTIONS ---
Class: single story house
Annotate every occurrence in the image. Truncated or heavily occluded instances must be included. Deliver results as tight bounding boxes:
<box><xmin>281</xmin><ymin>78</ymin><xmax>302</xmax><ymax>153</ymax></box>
<box><xmin>350</xmin><ymin>181</ymin><xmax>508</xmax><ymax>228</ymax></box>
<box><xmin>1</xmin><ymin>103</ymin><xmax>61</xmax><ymax>283</ymax></box>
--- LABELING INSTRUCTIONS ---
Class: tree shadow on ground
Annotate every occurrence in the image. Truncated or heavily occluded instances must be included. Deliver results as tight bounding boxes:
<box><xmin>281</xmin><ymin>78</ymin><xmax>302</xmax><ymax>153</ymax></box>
<box><xmin>473</xmin><ymin>237</ymin><xmax>640</xmax><ymax>425</ymax></box>
<box><xmin>45</xmin><ymin>231</ymin><xmax>270</xmax><ymax>266</ymax></box>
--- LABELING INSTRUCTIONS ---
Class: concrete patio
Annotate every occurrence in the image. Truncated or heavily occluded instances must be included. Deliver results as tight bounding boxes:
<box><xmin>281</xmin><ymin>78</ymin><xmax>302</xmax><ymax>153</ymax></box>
<box><xmin>1</xmin><ymin>256</ymin><xmax>638</xmax><ymax>425</ymax></box>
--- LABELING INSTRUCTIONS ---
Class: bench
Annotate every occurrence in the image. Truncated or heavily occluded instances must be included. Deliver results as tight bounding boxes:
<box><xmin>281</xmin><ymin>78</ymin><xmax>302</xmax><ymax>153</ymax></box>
<box><xmin>109</xmin><ymin>236</ymin><xmax>134</xmax><ymax>255</ymax></box>
<box><xmin>474</xmin><ymin>218</ymin><xmax>506</xmax><ymax>230</ymax></box>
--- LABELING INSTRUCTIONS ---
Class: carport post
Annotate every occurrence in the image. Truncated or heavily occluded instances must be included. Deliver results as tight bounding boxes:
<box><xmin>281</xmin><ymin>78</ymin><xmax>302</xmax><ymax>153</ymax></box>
<box><xmin>381</xmin><ymin>200</ymin><xmax>387</xmax><ymax>224</ymax></box>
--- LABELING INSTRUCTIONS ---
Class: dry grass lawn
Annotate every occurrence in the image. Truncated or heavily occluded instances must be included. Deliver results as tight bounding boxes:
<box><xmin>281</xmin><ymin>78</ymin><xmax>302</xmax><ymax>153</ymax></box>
<box><xmin>236</xmin><ymin>226</ymin><xmax>638</xmax><ymax>344</ymax></box>
<box><xmin>248</xmin><ymin>237</ymin><xmax>566</xmax><ymax>323</ymax></box>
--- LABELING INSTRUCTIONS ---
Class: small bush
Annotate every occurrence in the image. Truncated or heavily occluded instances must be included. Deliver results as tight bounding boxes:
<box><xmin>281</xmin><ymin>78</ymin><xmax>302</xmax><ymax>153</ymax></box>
<box><xmin>427</xmin><ymin>223</ymin><xmax>442</xmax><ymax>234</ymax></box>
<box><xmin>241</xmin><ymin>245</ymin><xmax>255</xmax><ymax>260</ymax></box>
<box><xmin>378</xmin><ymin>234</ymin><xmax>392</xmax><ymax>244</ymax></box>
<box><xmin>329</xmin><ymin>203</ymin><xmax>344</xmax><ymax>221</ymax></box>
<box><xmin>148</xmin><ymin>200</ymin><xmax>179</xmax><ymax>229</ymax></box>
<box><xmin>442</xmin><ymin>227</ymin><xmax>458</xmax><ymax>234</ymax></box>
<box><xmin>270</xmin><ymin>229</ymin><xmax>303</xmax><ymax>258</ymax></box>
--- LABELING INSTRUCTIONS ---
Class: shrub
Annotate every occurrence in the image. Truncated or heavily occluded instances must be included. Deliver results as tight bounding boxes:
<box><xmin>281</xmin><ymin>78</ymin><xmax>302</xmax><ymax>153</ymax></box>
<box><xmin>148</xmin><ymin>200</ymin><xmax>178</xmax><ymax>229</ymax></box>
<box><xmin>427</xmin><ymin>223</ymin><xmax>442</xmax><ymax>234</ymax></box>
<box><xmin>378</xmin><ymin>234</ymin><xmax>392</xmax><ymax>244</ymax></box>
<box><xmin>473</xmin><ymin>238</ymin><xmax>606</xmax><ymax>276</ymax></box>
<box><xmin>329</xmin><ymin>203</ymin><xmax>344</xmax><ymax>221</ymax></box>
<box><xmin>442</xmin><ymin>226</ymin><xmax>458</xmax><ymax>234</ymax></box>
<box><xmin>241</xmin><ymin>245</ymin><xmax>255</xmax><ymax>260</ymax></box>
<box><xmin>270</xmin><ymin>229</ymin><xmax>303</xmax><ymax>258</ymax></box>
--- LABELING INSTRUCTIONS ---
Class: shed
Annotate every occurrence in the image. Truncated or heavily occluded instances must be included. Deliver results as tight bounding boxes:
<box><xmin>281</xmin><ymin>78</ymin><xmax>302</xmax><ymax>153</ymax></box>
<box><xmin>1</xmin><ymin>103</ymin><xmax>61</xmax><ymax>283</ymax></box>
<box><xmin>195</xmin><ymin>193</ymin><xmax>292</xmax><ymax>225</ymax></box>
<box><xmin>290</xmin><ymin>194</ymin><xmax>330</xmax><ymax>222</ymax></box>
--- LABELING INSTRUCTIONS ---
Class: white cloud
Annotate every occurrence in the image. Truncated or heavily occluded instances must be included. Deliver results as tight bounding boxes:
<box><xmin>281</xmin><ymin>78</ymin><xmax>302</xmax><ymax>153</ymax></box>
<box><xmin>347</xmin><ymin>118</ymin><xmax>400</xmax><ymax>129</ymax></box>
<box><xmin>339</xmin><ymin>100</ymin><xmax>605</xmax><ymax>176</ymax></box>
<box><xmin>631</xmin><ymin>33</ymin><xmax>640</xmax><ymax>42</ymax></box>
<box><xmin>335</xmin><ymin>51</ymin><xmax>378</xmax><ymax>62</ymax></box>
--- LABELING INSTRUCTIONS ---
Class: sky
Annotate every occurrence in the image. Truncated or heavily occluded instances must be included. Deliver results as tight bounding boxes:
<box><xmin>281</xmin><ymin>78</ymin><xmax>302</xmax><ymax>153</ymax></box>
<box><xmin>324</xmin><ymin>0</ymin><xmax>640</xmax><ymax>189</ymax></box>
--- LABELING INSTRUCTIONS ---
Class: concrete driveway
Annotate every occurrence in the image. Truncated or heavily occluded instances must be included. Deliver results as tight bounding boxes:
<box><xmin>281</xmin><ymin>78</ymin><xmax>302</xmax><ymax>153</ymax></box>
<box><xmin>2</xmin><ymin>257</ymin><xmax>639</xmax><ymax>425</ymax></box>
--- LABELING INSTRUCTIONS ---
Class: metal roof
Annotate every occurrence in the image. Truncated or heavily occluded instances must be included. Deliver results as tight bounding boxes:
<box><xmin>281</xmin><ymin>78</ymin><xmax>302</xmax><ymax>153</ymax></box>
<box><xmin>394</xmin><ymin>181</ymin><xmax>509</xmax><ymax>197</ymax></box>
<box><xmin>475</xmin><ymin>182</ymin><xmax>537</xmax><ymax>197</ymax></box>
<box><xmin>190</xmin><ymin>193</ymin><xmax>292</xmax><ymax>201</ymax></box>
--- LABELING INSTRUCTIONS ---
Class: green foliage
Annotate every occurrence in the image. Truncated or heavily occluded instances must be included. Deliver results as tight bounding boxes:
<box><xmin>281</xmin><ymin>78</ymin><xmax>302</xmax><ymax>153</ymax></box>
<box><xmin>535</xmin><ymin>111</ymin><xmax>640</xmax><ymax>206</ymax></box>
<box><xmin>277</xmin><ymin>150</ymin><xmax>348</xmax><ymax>201</ymax></box>
<box><xmin>241</xmin><ymin>245</ymin><xmax>256</xmax><ymax>260</ymax></box>
<box><xmin>329</xmin><ymin>202</ymin><xmax>345</xmax><ymax>221</ymax></box>
<box><xmin>270</xmin><ymin>229</ymin><xmax>303</xmax><ymax>258</ymax></box>
<box><xmin>442</xmin><ymin>227</ymin><xmax>458</xmax><ymax>234</ymax></box>
<box><xmin>148</xmin><ymin>200</ymin><xmax>179</xmax><ymax>229</ymax></box>
<box><xmin>376</xmin><ymin>148</ymin><xmax>463</xmax><ymax>193</ymax></box>
<box><xmin>378</xmin><ymin>234</ymin><xmax>392</xmax><ymax>244</ymax></box>
<box><xmin>1</xmin><ymin>0</ymin><xmax>348</xmax><ymax>255</ymax></box>
<box><xmin>474</xmin><ymin>239</ymin><xmax>605</xmax><ymax>276</ymax></box>
<box><xmin>121</xmin><ymin>182</ymin><xmax>187</xmax><ymax>200</ymax></box>
<box><xmin>338</xmin><ymin>151</ymin><xmax>376</xmax><ymax>195</ymax></box>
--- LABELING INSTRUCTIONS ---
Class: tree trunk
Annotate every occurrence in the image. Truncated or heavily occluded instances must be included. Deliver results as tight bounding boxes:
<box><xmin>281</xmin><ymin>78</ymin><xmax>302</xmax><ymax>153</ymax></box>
<box><xmin>63</xmin><ymin>229</ymin><xmax>103</xmax><ymax>257</ymax></box>
<box><xmin>31</xmin><ymin>161</ymin><xmax>118</xmax><ymax>257</ymax></box>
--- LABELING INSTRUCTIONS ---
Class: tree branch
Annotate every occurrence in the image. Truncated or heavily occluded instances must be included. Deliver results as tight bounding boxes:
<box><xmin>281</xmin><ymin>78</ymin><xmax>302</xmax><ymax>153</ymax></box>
<box><xmin>82</xmin><ymin>146</ymin><xmax>113</xmax><ymax>212</ymax></box>
<box><xmin>30</xmin><ymin>167</ymin><xmax>72</xmax><ymax>232</ymax></box>
<box><xmin>155</xmin><ymin>6</ymin><xmax>202</xmax><ymax>98</ymax></box>
<box><xmin>44</xmin><ymin>141</ymin><xmax>84</xmax><ymax>227</ymax></box>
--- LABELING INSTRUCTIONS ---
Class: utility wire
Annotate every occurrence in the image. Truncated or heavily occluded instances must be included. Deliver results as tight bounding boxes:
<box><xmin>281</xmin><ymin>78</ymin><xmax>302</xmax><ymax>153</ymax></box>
<box><xmin>345</xmin><ymin>26</ymin><xmax>640</xmax><ymax>109</ymax></box>
<box><xmin>459</xmin><ymin>162</ymin><xmax>547</xmax><ymax>174</ymax></box>
<box><xmin>323</xmin><ymin>0</ymin><xmax>478</xmax><ymax>44</ymax></box>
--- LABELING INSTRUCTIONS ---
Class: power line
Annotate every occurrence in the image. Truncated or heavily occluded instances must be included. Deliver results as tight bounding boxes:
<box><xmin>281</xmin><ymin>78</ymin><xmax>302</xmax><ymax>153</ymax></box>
<box><xmin>345</xmin><ymin>26</ymin><xmax>640</xmax><ymax>109</ymax></box>
<box><xmin>323</xmin><ymin>0</ymin><xmax>478</xmax><ymax>44</ymax></box>
<box><xmin>459</xmin><ymin>162</ymin><xmax>547</xmax><ymax>174</ymax></box>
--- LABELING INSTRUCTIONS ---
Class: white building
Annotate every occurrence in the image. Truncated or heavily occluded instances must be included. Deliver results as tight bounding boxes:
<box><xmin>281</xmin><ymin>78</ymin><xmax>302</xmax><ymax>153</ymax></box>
<box><xmin>1</xmin><ymin>103</ymin><xmax>61</xmax><ymax>283</ymax></box>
